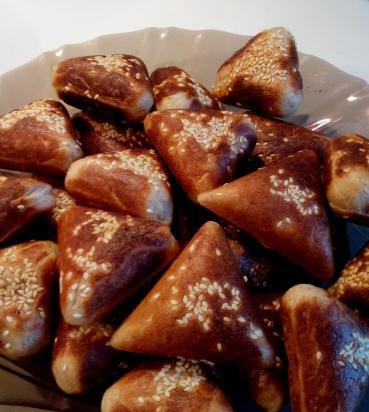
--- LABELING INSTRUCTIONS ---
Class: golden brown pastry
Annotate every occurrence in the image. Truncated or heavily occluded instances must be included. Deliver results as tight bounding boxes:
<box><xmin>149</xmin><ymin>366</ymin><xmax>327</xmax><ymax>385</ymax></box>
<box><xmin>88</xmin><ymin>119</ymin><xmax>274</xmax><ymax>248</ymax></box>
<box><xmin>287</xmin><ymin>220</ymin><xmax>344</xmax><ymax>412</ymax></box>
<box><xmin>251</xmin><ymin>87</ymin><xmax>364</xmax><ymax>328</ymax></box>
<box><xmin>111</xmin><ymin>221</ymin><xmax>275</xmax><ymax>368</ymax></box>
<box><xmin>246</xmin><ymin>111</ymin><xmax>328</xmax><ymax>165</ymax></box>
<box><xmin>0</xmin><ymin>172</ymin><xmax>55</xmax><ymax>243</ymax></box>
<box><xmin>281</xmin><ymin>284</ymin><xmax>369</xmax><ymax>412</ymax></box>
<box><xmin>65</xmin><ymin>149</ymin><xmax>173</xmax><ymax>225</ymax></box>
<box><xmin>325</xmin><ymin>134</ymin><xmax>369</xmax><ymax>224</ymax></box>
<box><xmin>101</xmin><ymin>358</ymin><xmax>234</xmax><ymax>412</ymax></box>
<box><xmin>58</xmin><ymin>206</ymin><xmax>178</xmax><ymax>325</ymax></box>
<box><xmin>0</xmin><ymin>99</ymin><xmax>82</xmax><ymax>175</ymax></box>
<box><xmin>329</xmin><ymin>242</ymin><xmax>369</xmax><ymax>313</ymax></box>
<box><xmin>0</xmin><ymin>241</ymin><xmax>58</xmax><ymax>359</ymax></box>
<box><xmin>51</xmin><ymin>188</ymin><xmax>76</xmax><ymax>225</ymax></box>
<box><xmin>52</xmin><ymin>319</ymin><xmax>118</xmax><ymax>394</ymax></box>
<box><xmin>150</xmin><ymin>66</ymin><xmax>222</xmax><ymax>110</ymax></box>
<box><xmin>53</xmin><ymin>55</ymin><xmax>154</xmax><ymax>122</ymax></box>
<box><xmin>73</xmin><ymin>111</ymin><xmax>152</xmax><ymax>154</ymax></box>
<box><xmin>198</xmin><ymin>150</ymin><xmax>334</xmax><ymax>280</ymax></box>
<box><xmin>213</xmin><ymin>27</ymin><xmax>303</xmax><ymax>116</ymax></box>
<box><xmin>144</xmin><ymin>109</ymin><xmax>256</xmax><ymax>201</ymax></box>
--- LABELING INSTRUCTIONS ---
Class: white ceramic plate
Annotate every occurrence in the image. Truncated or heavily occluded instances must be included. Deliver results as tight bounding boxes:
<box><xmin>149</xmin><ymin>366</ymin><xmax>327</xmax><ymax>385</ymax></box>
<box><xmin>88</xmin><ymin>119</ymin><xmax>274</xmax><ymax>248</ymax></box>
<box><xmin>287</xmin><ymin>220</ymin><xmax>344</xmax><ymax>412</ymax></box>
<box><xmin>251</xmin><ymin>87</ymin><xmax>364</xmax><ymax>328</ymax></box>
<box><xmin>1</xmin><ymin>27</ymin><xmax>369</xmax><ymax>412</ymax></box>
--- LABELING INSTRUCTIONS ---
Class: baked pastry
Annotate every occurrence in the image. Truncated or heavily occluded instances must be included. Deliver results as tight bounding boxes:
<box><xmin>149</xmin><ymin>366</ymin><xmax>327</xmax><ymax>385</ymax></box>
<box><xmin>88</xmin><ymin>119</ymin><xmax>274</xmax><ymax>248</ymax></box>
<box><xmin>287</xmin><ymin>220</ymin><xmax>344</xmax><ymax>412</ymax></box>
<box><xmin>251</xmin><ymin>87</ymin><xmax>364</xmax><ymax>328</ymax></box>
<box><xmin>329</xmin><ymin>242</ymin><xmax>369</xmax><ymax>313</ymax></box>
<box><xmin>65</xmin><ymin>149</ymin><xmax>173</xmax><ymax>225</ymax></box>
<box><xmin>281</xmin><ymin>284</ymin><xmax>369</xmax><ymax>412</ymax></box>
<box><xmin>246</xmin><ymin>111</ymin><xmax>328</xmax><ymax>165</ymax></box>
<box><xmin>58</xmin><ymin>206</ymin><xmax>178</xmax><ymax>325</ymax></box>
<box><xmin>0</xmin><ymin>241</ymin><xmax>58</xmax><ymax>359</ymax></box>
<box><xmin>0</xmin><ymin>172</ymin><xmax>55</xmax><ymax>243</ymax></box>
<box><xmin>213</xmin><ymin>27</ymin><xmax>303</xmax><ymax>117</ymax></box>
<box><xmin>111</xmin><ymin>221</ymin><xmax>275</xmax><ymax>368</ymax></box>
<box><xmin>0</xmin><ymin>99</ymin><xmax>82</xmax><ymax>175</ymax></box>
<box><xmin>325</xmin><ymin>133</ymin><xmax>369</xmax><ymax>223</ymax></box>
<box><xmin>144</xmin><ymin>109</ymin><xmax>256</xmax><ymax>201</ymax></box>
<box><xmin>53</xmin><ymin>55</ymin><xmax>154</xmax><ymax>122</ymax></box>
<box><xmin>198</xmin><ymin>150</ymin><xmax>334</xmax><ymax>280</ymax></box>
<box><xmin>228</xmin><ymin>238</ymin><xmax>274</xmax><ymax>290</ymax></box>
<box><xmin>150</xmin><ymin>66</ymin><xmax>222</xmax><ymax>110</ymax></box>
<box><xmin>51</xmin><ymin>188</ymin><xmax>76</xmax><ymax>225</ymax></box>
<box><xmin>101</xmin><ymin>358</ymin><xmax>234</xmax><ymax>412</ymax></box>
<box><xmin>73</xmin><ymin>111</ymin><xmax>152</xmax><ymax>154</ymax></box>
<box><xmin>239</xmin><ymin>368</ymin><xmax>285</xmax><ymax>412</ymax></box>
<box><xmin>52</xmin><ymin>319</ymin><xmax>118</xmax><ymax>394</ymax></box>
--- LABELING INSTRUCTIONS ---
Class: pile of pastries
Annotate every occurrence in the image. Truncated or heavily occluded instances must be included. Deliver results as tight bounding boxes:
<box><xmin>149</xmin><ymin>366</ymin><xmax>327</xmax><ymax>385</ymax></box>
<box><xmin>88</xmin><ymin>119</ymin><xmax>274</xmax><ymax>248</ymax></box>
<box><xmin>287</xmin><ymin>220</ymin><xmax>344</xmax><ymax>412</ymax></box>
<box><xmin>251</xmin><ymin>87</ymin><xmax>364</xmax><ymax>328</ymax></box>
<box><xmin>0</xmin><ymin>26</ymin><xmax>369</xmax><ymax>412</ymax></box>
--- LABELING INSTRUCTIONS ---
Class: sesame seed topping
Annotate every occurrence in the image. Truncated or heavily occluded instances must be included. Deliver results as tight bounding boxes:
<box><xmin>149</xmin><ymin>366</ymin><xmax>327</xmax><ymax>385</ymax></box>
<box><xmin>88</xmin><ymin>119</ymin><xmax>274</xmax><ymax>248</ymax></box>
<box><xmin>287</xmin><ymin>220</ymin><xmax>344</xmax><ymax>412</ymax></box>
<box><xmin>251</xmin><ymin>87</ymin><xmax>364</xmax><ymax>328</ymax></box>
<box><xmin>0</xmin><ymin>100</ymin><xmax>67</xmax><ymax>134</ymax></box>
<box><xmin>316</xmin><ymin>351</ymin><xmax>322</xmax><ymax>360</ymax></box>
<box><xmin>337</xmin><ymin>331</ymin><xmax>369</xmax><ymax>372</ymax></box>
<box><xmin>152</xmin><ymin>359</ymin><xmax>205</xmax><ymax>398</ymax></box>
<box><xmin>4</xmin><ymin>343</ymin><xmax>11</xmax><ymax>349</ymax></box>
<box><xmin>269</xmin><ymin>174</ymin><xmax>320</xmax><ymax>216</ymax></box>
<box><xmin>217</xmin><ymin>343</ymin><xmax>223</xmax><ymax>351</ymax></box>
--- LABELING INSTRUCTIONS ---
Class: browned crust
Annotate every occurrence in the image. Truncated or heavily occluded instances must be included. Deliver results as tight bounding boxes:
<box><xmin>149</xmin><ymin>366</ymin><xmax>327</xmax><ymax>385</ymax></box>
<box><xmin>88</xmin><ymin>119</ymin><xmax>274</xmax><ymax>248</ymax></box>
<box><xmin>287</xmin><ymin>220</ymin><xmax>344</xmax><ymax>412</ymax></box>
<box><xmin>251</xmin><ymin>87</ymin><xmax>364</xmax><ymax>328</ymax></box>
<box><xmin>144</xmin><ymin>109</ymin><xmax>256</xmax><ymax>201</ymax></box>
<box><xmin>0</xmin><ymin>172</ymin><xmax>55</xmax><ymax>243</ymax></box>
<box><xmin>0</xmin><ymin>241</ymin><xmax>58</xmax><ymax>359</ymax></box>
<box><xmin>281</xmin><ymin>284</ymin><xmax>369</xmax><ymax>412</ymax></box>
<box><xmin>110</xmin><ymin>221</ymin><xmax>275</xmax><ymax>368</ymax></box>
<box><xmin>198</xmin><ymin>150</ymin><xmax>334</xmax><ymax>280</ymax></box>
<box><xmin>0</xmin><ymin>100</ymin><xmax>83</xmax><ymax>175</ymax></box>
<box><xmin>73</xmin><ymin>111</ymin><xmax>152</xmax><ymax>154</ymax></box>
<box><xmin>246</xmin><ymin>111</ymin><xmax>328</xmax><ymax>164</ymax></box>
<box><xmin>329</xmin><ymin>241</ymin><xmax>369</xmax><ymax>313</ymax></box>
<box><xmin>101</xmin><ymin>359</ymin><xmax>234</xmax><ymax>412</ymax></box>
<box><xmin>52</xmin><ymin>55</ymin><xmax>154</xmax><ymax>122</ymax></box>
<box><xmin>325</xmin><ymin>134</ymin><xmax>369</xmax><ymax>223</ymax></box>
<box><xmin>65</xmin><ymin>148</ymin><xmax>173</xmax><ymax>225</ymax></box>
<box><xmin>213</xmin><ymin>27</ymin><xmax>302</xmax><ymax>116</ymax></box>
<box><xmin>58</xmin><ymin>206</ymin><xmax>179</xmax><ymax>325</ymax></box>
<box><xmin>150</xmin><ymin>66</ymin><xmax>222</xmax><ymax>110</ymax></box>
<box><xmin>52</xmin><ymin>319</ymin><xmax>117</xmax><ymax>394</ymax></box>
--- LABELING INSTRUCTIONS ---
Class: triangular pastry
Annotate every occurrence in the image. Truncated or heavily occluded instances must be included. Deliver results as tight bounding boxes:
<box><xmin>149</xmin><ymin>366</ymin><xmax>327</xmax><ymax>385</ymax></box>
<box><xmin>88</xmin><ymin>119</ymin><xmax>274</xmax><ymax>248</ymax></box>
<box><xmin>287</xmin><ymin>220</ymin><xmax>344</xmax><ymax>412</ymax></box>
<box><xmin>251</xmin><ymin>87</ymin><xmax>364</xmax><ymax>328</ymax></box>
<box><xmin>150</xmin><ymin>66</ymin><xmax>222</xmax><ymax>110</ymax></box>
<box><xmin>198</xmin><ymin>150</ymin><xmax>334</xmax><ymax>280</ymax></box>
<box><xmin>73</xmin><ymin>111</ymin><xmax>152</xmax><ymax>154</ymax></box>
<box><xmin>0</xmin><ymin>99</ymin><xmax>82</xmax><ymax>175</ymax></box>
<box><xmin>0</xmin><ymin>241</ymin><xmax>58</xmax><ymax>359</ymax></box>
<box><xmin>325</xmin><ymin>134</ymin><xmax>369</xmax><ymax>224</ymax></box>
<box><xmin>281</xmin><ymin>284</ymin><xmax>369</xmax><ymax>412</ymax></box>
<box><xmin>144</xmin><ymin>109</ymin><xmax>256</xmax><ymax>201</ymax></box>
<box><xmin>58</xmin><ymin>206</ymin><xmax>178</xmax><ymax>325</ymax></box>
<box><xmin>51</xmin><ymin>188</ymin><xmax>76</xmax><ymax>225</ymax></box>
<box><xmin>52</xmin><ymin>319</ymin><xmax>119</xmax><ymax>394</ymax></box>
<box><xmin>329</xmin><ymin>242</ymin><xmax>369</xmax><ymax>312</ymax></box>
<box><xmin>53</xmin><ymin>54</ymin><xmax>154</xmax><ymax>122</ymax></box>
<box><xmin>213</xmin><ymin>27</ymin><xmax>303</xmax><ymax>116</ymax></box>
<box><xmin>65</xmin><ymin>148</ymin><xmax>173</xmax><ymax>225</ymax></box>
<box><xmin>0</xmin><ymin>172</ymin><xmax>55</xmax><ymax>243</ymax></box>
<box><xmin>111</xmin><ymin>221</ymin><xmax>275</xmax><ymax>368</ymax></box>
<box><xmin>101</xmin><ymin>358</ymin><xmax>234</xmax><ymax>412</ymax></box>
<box><xmin>246</xmin><ymin>111</ymin><xmax>327</xmax><ymax>165</ymax></box>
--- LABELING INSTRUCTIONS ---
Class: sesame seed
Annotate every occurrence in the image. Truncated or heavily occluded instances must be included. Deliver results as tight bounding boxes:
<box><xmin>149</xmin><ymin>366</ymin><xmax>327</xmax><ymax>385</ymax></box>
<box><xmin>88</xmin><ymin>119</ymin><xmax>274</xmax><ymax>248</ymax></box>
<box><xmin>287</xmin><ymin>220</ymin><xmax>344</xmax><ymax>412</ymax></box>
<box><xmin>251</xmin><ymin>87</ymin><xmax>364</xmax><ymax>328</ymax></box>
<box><xmin>215</xmin><ymin>248</ymin><xmax>222</xmax><ymax>256</ymax></box>
<box><xmin>153</xmin><ymin>292</ymin><xmax>161</xmax><ymax>300</ymax></box>
<box><xmin>4</xmin><ymin>343</ymin><xmax>11</xmax><ymax>349</ymax></box>
<box><xmin>316</xmin><ymin>351</ymin><xmax>322</xmax><ymax>360</ymax></box>
<box><xmin>137</xmin><ymin>397</ymin><xmax>145</xmax><ymax>404</ymax></box>
<box><xmin>217</xmin><ymin>343</ymin><xmax>222</xmax><ymax>351</ymax></box>
<box><xmin>62</xmin><ymin>364</ymin><xmax>68</xmax><ymax>372</ymax></box>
